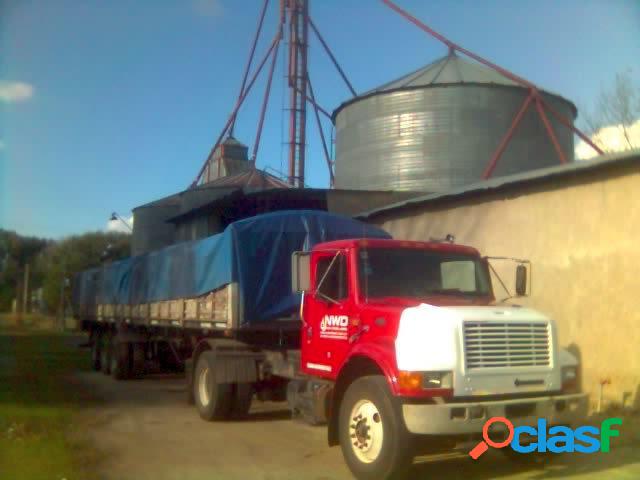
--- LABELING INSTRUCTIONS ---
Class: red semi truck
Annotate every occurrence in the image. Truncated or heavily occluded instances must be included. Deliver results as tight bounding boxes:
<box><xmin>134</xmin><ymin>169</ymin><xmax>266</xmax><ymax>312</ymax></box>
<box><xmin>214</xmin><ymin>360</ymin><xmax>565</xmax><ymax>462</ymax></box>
<box><xmin>76</xmin><ymin>213</ymin><xmax>588</xmax><ymax>480</ymax></box>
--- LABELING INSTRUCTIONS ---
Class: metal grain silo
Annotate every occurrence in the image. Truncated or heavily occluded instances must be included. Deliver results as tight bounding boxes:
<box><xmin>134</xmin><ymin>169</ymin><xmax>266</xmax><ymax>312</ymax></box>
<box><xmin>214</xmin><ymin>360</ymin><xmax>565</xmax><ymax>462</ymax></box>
<box><xmin>332</xmin><ymin>52</ymin><xmax>577</xmax><ymax>191</ymax></box>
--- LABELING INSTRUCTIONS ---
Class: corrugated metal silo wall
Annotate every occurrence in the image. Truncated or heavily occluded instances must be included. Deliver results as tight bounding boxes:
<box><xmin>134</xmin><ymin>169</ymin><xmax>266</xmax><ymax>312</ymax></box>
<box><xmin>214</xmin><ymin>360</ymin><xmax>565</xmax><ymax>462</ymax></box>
<box><xmin>334</xmin><ymin>86</ymin><xmax>575</xmax><ymax>191</ymax></box>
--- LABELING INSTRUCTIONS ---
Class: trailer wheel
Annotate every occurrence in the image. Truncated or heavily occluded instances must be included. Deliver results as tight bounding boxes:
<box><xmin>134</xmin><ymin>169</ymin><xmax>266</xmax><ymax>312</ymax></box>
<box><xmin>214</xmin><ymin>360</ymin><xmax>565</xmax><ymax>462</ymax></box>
<box><xmin>111</xmin><ymin>341</ymin><xmax>131</xmax><ymax>380</ymax></box>
<box><xmin>231</xmin><ymin>383</ymin><xmax>253</xmax><ymax>419</ymax></box>
<box><xmin>100</xmin><ymin>333</ymin><xmax>112</xmax><ymax>375</ymax></box>
<box><xmin>194</xmin><ymin>351</ymin><xmax>233</xmax><ymax>421</ymax></box>
<box><xmin>90</xmin><ymin>332</ymin><xmax>102</xmax><ymax>371</ymax></box>
<box><xmin>130</xmin><ymin>342</ymin><xmax>145</xmax><ymax>378</ymax></box>
<box><xmin>339</xmin><ymin>376</ymin><xmax>412</xmax><ymax>480</ymax></box>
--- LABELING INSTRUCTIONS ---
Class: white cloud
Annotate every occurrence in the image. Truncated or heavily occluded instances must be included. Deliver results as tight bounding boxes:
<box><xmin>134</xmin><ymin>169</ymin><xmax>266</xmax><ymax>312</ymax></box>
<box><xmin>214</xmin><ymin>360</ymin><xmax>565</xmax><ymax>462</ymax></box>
<box><xmin>575</xmin><ymin>119</ymin><xmax>640</xmax><ymax>160</ymax></box>
<box><xmin>0</xmin><ymin>140</ymin><xmax>5</xmax><ymax>150</ymax></box>
<box><xmin>193</xmin><ymin>0</ymin><xmax>224</xmax><ymax>17</ymax></box>
<box><xmin>106</xmin><ymin>215</ymin><xmax>134</xmax><ymax>233</ymax></box>
<box><xmin>0</xmin><ymin>81</ymin><xmax>34</xmax><ymax>103</ymax></box>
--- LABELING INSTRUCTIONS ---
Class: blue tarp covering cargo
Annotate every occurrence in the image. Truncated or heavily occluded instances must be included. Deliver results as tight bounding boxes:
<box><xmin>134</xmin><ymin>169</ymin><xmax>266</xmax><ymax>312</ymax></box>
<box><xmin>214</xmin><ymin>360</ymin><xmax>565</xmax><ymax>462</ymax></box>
<box><xmin>73</xmin><ymin>210</ymin><xmax>390</xmax><ymax>326</ymax></box>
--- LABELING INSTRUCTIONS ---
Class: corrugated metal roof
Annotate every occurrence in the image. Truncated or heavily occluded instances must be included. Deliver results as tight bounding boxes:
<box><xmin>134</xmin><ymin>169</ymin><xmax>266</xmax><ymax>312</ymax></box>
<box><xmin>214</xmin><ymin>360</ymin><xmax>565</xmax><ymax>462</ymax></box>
<box><xmin>133</xmin><ymin>169</ymin><xmax>289</xmax><ymax>212</ymax></box>
<box><xmin>221</xmin><ymin>136</ymin><xmax>247</xmax><ymax>147</ymax></box>
<box><xmin>204</xmin><ymin>167</ymin><xmax>291</xmax><ymax>189</ymax></box>
<box><xmin>356</xmin><ymin>149</ymin><xmax>640</xmax><ymax>220</ymax></box>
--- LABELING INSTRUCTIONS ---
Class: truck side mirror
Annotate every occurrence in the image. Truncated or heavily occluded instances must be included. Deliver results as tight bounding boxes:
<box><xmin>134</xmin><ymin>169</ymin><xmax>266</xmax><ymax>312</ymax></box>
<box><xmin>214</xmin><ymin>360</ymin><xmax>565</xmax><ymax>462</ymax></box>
<box><xmin>515</xmin><ymin>264</ymin><xmax>527</xmax><ymax>296</ymax></box>
<box><xmin>292</xmin><ymin>251</ymin><xmax>311</xmax><ymax>293</ymax></box>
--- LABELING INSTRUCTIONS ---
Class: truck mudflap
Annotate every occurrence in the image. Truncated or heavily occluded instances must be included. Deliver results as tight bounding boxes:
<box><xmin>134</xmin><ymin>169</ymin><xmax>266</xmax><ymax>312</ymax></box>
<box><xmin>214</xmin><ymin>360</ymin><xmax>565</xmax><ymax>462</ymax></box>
<box><xmin>402</xmin><ymin>393</ymin><xmax>588</xmax><ymax>435</ymax></box>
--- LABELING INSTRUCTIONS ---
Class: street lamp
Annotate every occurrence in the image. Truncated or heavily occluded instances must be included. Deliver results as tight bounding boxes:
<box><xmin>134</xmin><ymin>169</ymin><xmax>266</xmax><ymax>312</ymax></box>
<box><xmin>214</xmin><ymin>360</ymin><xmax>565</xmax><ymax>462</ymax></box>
<box><xmin>109</xmin><ymin>212</ymin><xmax>133</xmax><ymax>231</ymax></box>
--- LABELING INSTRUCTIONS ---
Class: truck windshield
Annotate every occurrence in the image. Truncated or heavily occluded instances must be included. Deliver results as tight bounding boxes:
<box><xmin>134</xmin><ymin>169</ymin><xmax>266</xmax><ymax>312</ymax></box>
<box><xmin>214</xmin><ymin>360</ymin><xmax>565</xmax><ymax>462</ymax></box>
<box><xmin>358</xmin><ymin>248</ymin><xmax>491</xmax><ymax>299</ymax></box>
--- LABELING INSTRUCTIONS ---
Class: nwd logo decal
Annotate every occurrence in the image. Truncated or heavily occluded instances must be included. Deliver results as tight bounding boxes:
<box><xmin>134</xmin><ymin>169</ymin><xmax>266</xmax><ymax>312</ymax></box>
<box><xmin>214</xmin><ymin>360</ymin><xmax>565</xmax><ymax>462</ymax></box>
<box><xmin>320</xmin><ymin>315</ymin><xmax>348</xmax><ymax>331</ymax></box>
<box><xmin>469</xmin><ymin>417</ymin><xmax>622</xmax><ymax>459</ymax></box>
<box><xmin>319</xmin><ymin>315</ymin><xmax>349</xmax><ymax>340</ymax></box>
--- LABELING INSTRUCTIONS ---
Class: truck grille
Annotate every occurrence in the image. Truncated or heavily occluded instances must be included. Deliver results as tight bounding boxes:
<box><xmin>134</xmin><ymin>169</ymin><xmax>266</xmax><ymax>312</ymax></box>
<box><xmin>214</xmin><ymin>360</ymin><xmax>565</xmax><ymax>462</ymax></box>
<box><xmin>463</xmin><ymin>321</ymin><xmax>551</xmax><ymax>369</ymax></box>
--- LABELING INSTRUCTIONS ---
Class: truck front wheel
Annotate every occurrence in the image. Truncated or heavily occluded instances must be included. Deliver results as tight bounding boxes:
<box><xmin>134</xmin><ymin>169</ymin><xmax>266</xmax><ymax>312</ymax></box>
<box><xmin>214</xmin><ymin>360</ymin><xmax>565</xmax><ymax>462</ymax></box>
<box><xmin>194</xmin><ymin>351</ymin><xmax>233</xmax><ymax>421</ymax></box>
<box><xmin>339</xmin><ymin>376</ymin><xmax>412</xmax><ymax>480</ymax></box>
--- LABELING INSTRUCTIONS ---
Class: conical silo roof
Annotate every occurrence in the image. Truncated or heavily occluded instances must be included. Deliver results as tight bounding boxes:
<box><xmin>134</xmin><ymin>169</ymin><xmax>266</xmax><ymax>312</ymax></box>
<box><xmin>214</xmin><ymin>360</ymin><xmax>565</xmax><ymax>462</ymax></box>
<box><xmin>364</xmin><ymin>51</ymin><xmax>520</xmax><ymax>94</ymax></box>
<box><xmin>333</xmin><ymin>50</ymin><xmax>575</xmax><ymax>120</ymax></box>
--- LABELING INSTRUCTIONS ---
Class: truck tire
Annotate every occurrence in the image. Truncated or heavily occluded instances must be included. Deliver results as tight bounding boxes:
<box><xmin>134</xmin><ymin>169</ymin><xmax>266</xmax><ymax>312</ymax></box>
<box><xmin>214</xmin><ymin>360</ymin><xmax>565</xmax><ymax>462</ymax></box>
<box><xmin>339</xmin><ymin>376</ymin><xmax>412</xmax><ymax>480</ymax></box>
<box><xmin>100</xmin><ymin>333</ymin><xmax>112</xmax><ymax>375</ymax></box>
<box><xmin>130</xmin><ymin>342</ymin><xmax>145</xmax><ymax>378</ymax></box>
<box><xmin>231</xmin><ymin>383</ymin><xmax>253</xmax><ymax>419</ymax></box>
<box><xmin>111</xmin><ymin>341</ymin><xmax>131</xmax><ymax>380</ymax></box>
<box><xmin>194</xmin><ymin>351</ymin><xmax>233</xmax><ymax>421</ymax></box>
<box><xmin>91</xmin><ymin>332</ymin><xmax>102</xmax><ymax>371</ymax></box>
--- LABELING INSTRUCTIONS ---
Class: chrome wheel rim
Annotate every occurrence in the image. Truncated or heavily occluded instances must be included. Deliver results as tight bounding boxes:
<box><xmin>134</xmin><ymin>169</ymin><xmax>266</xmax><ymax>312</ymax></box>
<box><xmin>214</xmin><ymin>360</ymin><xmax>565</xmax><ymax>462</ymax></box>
<box><xmin>198</xmin><ymin>366</ymin><xmax>211</xmax><ymax>406</ymax></box>
<box><xmin>349</xmin><ymin>399</ymin><xmax>383</xmax><ymax>463</ymax></box>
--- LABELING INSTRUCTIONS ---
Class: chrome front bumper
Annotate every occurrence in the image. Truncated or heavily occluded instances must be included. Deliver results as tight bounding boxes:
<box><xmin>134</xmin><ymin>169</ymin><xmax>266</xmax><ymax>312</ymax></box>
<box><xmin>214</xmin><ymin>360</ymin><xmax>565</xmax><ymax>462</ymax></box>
<box><xmin>402</xmin><ymin>393</ymin><xmax>588</xmax><ymax>435</ymax></box>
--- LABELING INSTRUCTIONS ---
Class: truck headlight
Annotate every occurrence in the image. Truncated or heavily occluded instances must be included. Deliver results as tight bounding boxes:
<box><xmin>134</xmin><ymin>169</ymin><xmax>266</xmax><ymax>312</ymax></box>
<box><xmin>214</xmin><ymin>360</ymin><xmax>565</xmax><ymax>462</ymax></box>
<box><xmin>398</xmin><ymin>371</ymin><xmax>453</xmax><ymax>391</ymax></box>
<box><xmin>562</xmin><ymin>366</ymin><xmax>578</xmax><ymax>392</ymax></box>
<box><xmin>423</xmin><ymin>371</ymin><xmax>453</xmax><ymax>389</ymax></box>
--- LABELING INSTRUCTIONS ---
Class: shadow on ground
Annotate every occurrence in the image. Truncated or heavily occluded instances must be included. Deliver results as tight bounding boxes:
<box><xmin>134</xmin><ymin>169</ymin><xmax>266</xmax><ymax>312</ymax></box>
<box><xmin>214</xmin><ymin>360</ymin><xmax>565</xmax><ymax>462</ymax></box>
<box><xmin>411</xmin><ymin>445</ymin><xmax>639</xmax><ymax>480</ymax></box>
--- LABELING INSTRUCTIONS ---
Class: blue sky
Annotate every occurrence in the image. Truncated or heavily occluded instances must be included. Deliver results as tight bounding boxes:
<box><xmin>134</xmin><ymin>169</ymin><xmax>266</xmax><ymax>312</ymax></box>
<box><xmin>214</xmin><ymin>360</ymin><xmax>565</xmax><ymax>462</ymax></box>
<box><xmin>1</xmin><ymin>0</ymin><xmax>638</xmax><ymax>238</ymax></box>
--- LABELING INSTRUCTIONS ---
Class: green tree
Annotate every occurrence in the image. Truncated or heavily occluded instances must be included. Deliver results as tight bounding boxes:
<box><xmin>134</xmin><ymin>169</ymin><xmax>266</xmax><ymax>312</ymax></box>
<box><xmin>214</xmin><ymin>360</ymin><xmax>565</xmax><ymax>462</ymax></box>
<box><xmin>35</xmin><ymin>232</ymin><xmax>130</xmax><ymax>313</ymax></box>
<box><xmin>0</xmin><ymin>230</ymin><xmax>50</xmax><ymax>311</ymax></box>
<box><xmin>0</xmin><ymin>230</ymin><xmax>131</xmax><ymax>313</ymax></box>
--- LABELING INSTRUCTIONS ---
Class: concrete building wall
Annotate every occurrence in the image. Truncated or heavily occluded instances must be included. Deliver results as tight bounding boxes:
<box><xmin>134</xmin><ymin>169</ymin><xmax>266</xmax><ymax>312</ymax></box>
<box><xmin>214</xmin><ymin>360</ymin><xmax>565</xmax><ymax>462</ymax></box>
<box><xmin>369</xmin><ymin>163</ymin><xmax>640</xmax><ymax>409</ymax></box>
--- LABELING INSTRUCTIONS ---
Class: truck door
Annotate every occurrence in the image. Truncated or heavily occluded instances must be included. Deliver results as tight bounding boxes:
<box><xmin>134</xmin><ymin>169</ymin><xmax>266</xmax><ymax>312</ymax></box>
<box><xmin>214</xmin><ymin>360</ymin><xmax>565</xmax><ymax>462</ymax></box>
<box><xmin>301</xmin><ymin>250</ymin><xmax>356</xmax><ymax>378</ymax></box>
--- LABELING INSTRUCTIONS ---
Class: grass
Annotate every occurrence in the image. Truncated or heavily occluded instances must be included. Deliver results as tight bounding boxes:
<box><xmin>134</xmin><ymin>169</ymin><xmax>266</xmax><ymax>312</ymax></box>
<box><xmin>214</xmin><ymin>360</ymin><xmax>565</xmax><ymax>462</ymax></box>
<box><xmin>0</xmin><ymin>324</ymin><xmax>96</xmax><ymax>480</ymax></box>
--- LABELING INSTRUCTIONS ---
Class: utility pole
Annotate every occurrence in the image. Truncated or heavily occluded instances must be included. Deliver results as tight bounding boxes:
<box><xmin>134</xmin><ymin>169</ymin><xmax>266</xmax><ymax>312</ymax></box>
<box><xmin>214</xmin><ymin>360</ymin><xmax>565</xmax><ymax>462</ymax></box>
<box><xmin>22</xmin><ymin>263</ymin><xmax>30</xmax><ymax>315</ymax></box>
<box><xmin>58</xmin><ymin>265</ymin><xmax>66</xmax><ymax>332</ymax></box>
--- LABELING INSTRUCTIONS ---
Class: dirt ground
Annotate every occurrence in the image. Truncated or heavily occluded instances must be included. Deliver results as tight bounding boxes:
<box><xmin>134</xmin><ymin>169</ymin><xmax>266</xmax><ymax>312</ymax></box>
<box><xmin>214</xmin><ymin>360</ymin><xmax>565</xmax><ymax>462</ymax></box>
<box><xmin>75</xmin><ymin>371</ymin><xmax>640</xmax><ymax>480</ymax></box>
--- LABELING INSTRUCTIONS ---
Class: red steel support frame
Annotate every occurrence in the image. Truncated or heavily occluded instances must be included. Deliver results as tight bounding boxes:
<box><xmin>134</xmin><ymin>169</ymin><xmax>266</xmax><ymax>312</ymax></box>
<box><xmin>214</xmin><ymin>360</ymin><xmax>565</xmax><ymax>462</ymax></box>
<box><xmin>293</xmin><ymin>84</ymin><xmax>332</xmax><ymax>119</ymax></box>
<box><xmin>308</xmin><ymin>76</ymin><xmax>335</xmax><ymax>185</ymax></box>
<box><xmin>382</xmin><ymin>0</ymin><xmax>534</xmax><ymax>88</ymax></box>
<box><xmin>382</xmin><ymin>0</ymin><xmax>603</xmax><ymax>176</ymax></box>
<box><xmin>535</xmin><ymin>96</ymin><xmax>567</xmax><ymax>164</ymax></box>
<box><xmin>298</xmin><ymin>0</ymin><xmax>309</xmax><ymax>187</ymax></box>
<box><xmin>286</xmin><ymin>0</ymin><xmax>309</xmax><ymax>187</ymax></box>
<box><xmin>193</xmin><ymin>33</ymin><xmax>281</xmax><ymax>186</ymax></box>
<box><xmin>230</xmin><ymin>0</ymin><xmax>270</xmax><ymax>137</ymax></box>
<box><xmin>252</xmin><ymin>30</ymin><xmax>282</xmax><ymax>163</ymax></box>
<box><xmin>287</xmin><ymin>3</ymin><xmax>298</xmax><ymax>186</ymax></box>
<box><xmin>482</xmin><ymin>92</ymin><xmax>535</xmax><ymax>179</ymax></box>
<box><xmin>309</xmin><ymin>17</ymin><xmax>357</xmax><ymax>97</ymax></box>
<box><xmin>193</xmin><ymin>0</ymin><xmax>350</xmax><ymax>188</ymax></box>
<box><xmin>540</xmin><ymin>97</ymin><xmax>604</xmax><ymax>155</ymax></box>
